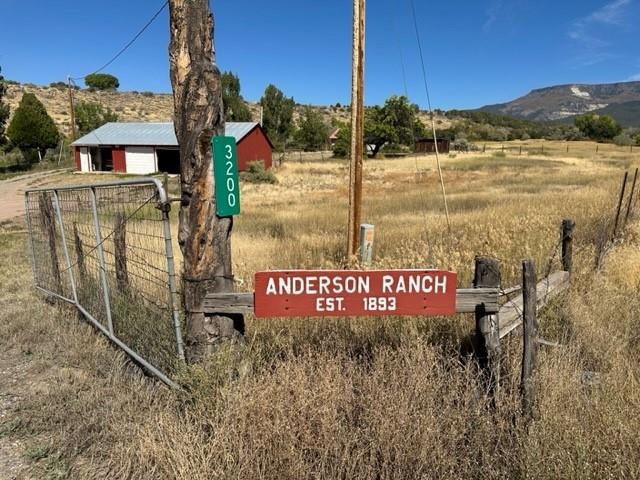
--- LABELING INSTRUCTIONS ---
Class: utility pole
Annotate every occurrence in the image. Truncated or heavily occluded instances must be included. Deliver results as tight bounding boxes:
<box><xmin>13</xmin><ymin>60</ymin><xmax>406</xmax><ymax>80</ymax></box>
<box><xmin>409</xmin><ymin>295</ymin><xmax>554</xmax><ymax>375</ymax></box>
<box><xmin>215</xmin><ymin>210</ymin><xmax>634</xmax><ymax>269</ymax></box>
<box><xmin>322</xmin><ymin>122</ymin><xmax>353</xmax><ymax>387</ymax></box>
<box><xmin>347</xmin><ymin>0</ymin><xmax>365</xmax><ymax>259</ymax></box>
<box><xmin>168</xmin><ymin>0</ymin><xmax>241</xmax><ymax>363</ymax></box>
<box><xmin>67</xmin><ymin>77</ymin><xmax>76</xmax><ymax>141</ymax></box>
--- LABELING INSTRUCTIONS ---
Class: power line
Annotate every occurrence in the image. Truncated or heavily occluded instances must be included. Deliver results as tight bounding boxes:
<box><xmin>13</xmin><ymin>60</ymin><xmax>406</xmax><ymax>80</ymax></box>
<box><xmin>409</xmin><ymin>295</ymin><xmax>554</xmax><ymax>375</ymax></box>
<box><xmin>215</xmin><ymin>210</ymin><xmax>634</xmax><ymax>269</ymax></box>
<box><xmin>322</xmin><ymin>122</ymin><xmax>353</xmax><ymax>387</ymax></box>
<box><xmin>409</xmin><ymin>0</ymin><xmax>451</xmax><ymax>233</ymax></box>
<box><xmin>72</xmin><ymin>1</ymin><xmax>168</xmax><ymax>81</ymax></box>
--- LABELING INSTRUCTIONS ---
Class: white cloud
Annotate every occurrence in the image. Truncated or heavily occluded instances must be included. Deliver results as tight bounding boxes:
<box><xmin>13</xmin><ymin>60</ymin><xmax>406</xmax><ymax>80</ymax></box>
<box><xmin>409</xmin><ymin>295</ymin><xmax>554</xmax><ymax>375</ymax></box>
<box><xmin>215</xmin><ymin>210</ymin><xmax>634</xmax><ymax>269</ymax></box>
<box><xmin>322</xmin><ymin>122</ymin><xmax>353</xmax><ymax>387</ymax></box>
<box><xmin>483</xmin><ymin>0</ymin><xmax>525</xmax><ymax>33</ymax></box>
<box><xmin>483</xmin><ymin>0</ymin><xmax>503</xmax><ymax>32</ymax></box>
<box><xmin>590</xmin><ymin>0</ymin><xmax>631</xmax><ymax>24</ymax></box>
<box><xmin>568</xmin><ymin>0</ymin><xmax>633</xmax><ymax>64</ymax></box>
<box><xmin>627</xmin><ymin>73</ymin><xmax>640</xmax><ymax>81</ymax></box>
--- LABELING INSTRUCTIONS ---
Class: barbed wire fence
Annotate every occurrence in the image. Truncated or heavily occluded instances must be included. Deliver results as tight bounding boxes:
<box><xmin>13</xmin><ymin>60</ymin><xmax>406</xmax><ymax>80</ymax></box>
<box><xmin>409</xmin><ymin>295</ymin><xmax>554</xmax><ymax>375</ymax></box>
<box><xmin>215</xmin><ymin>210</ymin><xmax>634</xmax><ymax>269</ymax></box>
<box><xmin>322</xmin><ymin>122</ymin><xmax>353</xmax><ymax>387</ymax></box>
<box><xmin>24</xmin><ymin>178</ymin><xmax>183</xmax><ymax>388</ymax></box>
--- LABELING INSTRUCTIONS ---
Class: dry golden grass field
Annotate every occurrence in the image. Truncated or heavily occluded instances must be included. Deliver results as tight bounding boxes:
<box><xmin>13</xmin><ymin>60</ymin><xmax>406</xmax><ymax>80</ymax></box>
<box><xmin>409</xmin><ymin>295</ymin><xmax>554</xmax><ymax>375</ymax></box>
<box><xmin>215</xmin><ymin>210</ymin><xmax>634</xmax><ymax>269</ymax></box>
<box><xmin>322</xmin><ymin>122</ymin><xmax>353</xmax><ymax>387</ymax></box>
<box><xmin>1</xmin><ymin>141</ymin><xmax>639</xmax><ymax>479</ymax></box>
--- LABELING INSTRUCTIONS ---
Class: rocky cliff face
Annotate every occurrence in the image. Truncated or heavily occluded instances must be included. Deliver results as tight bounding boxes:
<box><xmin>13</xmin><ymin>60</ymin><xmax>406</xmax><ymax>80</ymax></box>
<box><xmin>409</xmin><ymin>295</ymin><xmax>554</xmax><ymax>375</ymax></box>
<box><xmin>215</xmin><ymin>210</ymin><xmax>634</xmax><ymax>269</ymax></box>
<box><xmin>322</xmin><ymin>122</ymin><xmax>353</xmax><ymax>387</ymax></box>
<box><xmin>481</xmin><ymin>81</ymin><xmax>640</xmax><ymax>124</ymax></box>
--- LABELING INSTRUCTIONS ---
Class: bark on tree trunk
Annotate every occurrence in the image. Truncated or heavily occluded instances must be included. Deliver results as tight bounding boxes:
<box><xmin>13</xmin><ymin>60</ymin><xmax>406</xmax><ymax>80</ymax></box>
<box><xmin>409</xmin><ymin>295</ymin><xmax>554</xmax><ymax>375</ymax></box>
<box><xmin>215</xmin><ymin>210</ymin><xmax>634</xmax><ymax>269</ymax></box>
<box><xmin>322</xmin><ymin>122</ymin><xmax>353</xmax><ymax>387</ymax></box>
<box><xmin>168</xmin><ymin>0</ymin><xmax>242</xmax><ymax>363</ymax></box>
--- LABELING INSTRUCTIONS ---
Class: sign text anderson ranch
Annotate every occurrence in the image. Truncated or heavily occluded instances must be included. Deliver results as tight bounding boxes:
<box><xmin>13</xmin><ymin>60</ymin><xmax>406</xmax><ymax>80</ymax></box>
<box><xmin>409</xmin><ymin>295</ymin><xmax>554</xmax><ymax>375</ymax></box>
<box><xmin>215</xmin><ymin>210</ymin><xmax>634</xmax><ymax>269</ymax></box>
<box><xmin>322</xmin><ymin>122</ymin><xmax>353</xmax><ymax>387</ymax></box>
<box><xmin>254</xmin><ymin>270</ymin><xmax>457</xmax><ymax>317</ymax></box>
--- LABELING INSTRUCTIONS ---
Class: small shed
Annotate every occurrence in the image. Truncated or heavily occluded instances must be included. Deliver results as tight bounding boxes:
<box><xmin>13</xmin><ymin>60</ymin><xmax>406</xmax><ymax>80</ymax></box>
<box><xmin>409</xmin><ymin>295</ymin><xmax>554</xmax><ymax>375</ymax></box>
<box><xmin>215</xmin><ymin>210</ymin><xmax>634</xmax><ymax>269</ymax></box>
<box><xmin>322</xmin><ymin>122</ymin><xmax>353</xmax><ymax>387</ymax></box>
<box><xmin>72</xmin><ymin>122</ymin><xmax>273</xmax><ymax>174</ymax></box>
<box><xmin>414</xmin><ymin>138</ymin><xmax>450</xmax><ymax>154</ymax></box>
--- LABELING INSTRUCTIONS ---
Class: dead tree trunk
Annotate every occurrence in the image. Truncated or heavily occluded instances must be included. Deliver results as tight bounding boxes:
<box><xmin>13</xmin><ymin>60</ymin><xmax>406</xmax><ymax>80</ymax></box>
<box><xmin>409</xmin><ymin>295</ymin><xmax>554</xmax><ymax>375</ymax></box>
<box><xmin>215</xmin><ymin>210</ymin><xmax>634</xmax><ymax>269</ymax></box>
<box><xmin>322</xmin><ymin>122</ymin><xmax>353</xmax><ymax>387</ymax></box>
<box><xmin>169</xmin><ymin>0</ymin><xmax>242</xmax><ymax>363</ymax></box>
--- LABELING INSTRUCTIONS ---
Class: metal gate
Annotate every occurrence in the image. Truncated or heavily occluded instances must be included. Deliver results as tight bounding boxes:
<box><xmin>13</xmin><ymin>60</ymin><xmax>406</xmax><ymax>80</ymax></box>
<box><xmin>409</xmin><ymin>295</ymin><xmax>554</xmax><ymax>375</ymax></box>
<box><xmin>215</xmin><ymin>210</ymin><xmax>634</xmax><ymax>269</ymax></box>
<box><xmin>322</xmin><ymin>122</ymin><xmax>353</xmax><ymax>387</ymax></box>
<box><xmin>24</xmin><ymin>178</ymin><xmax>183</xmax><ymax>387</ymax></box>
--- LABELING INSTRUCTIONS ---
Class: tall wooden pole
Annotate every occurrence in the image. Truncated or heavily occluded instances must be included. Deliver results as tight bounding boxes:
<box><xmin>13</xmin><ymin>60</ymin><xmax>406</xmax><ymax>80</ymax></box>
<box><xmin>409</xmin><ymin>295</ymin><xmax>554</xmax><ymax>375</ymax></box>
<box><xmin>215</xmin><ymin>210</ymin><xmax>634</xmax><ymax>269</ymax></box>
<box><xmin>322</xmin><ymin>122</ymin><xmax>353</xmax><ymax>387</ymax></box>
<box><xmin>169</xmin><ymin>0</ymin><xmax>240</xmax><ymax>363</ymax></box>
<box><xmin>347</xmin><ymin>0</ymin><xmax>365</xmax><ymax>258</ymax></box>
<box><xmin>67</xmin><ymin>77</ymin><xmax>76</xmax><ymax>141</ymax></box>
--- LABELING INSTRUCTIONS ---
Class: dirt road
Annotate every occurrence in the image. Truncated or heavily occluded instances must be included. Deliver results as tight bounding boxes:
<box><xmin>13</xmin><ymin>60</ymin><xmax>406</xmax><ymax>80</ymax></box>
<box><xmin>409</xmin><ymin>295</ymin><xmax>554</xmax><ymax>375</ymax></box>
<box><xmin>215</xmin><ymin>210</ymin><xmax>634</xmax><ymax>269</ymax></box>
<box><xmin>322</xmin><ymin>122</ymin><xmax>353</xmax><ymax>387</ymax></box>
<box><xmin>0</xmin><ymin>170</ymin><xmax>70</xmax><ymax>223</ymax></box>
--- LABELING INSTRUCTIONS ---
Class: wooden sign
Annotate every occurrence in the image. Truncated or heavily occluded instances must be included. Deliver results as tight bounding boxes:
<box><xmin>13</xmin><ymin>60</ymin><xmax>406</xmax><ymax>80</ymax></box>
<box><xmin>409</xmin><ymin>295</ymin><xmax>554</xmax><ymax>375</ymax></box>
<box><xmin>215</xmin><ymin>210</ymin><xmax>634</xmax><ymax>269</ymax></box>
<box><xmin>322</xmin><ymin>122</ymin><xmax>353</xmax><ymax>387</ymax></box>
<box><xmin>254</xmin><ymin>270</ymin><xmax>457</xmax><ymax>317</ymax></box>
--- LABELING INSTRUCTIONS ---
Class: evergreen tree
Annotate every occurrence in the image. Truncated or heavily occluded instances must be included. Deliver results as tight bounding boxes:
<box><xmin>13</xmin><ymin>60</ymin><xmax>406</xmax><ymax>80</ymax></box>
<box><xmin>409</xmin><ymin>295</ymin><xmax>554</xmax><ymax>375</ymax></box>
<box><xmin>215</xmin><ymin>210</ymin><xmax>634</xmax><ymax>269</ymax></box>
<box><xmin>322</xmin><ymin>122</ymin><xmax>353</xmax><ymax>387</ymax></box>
<box><xmin>7</xmin><ymin>93</ymin><xmax>59</xmax><ymax>163</ymax></box>
<box><xmin>0</xmin><ymin>67</ymin><xmax>9</xmax><ymax>145</ymax></box>
<box><xmin>221</xmin><ymin>71</ymin><xmax>252</xmax><ymax>122</ymax></box>
<box><xmin>260</xmin><ymin>84</ymin><xmax>295</xmax><ymax>150</ymax></box>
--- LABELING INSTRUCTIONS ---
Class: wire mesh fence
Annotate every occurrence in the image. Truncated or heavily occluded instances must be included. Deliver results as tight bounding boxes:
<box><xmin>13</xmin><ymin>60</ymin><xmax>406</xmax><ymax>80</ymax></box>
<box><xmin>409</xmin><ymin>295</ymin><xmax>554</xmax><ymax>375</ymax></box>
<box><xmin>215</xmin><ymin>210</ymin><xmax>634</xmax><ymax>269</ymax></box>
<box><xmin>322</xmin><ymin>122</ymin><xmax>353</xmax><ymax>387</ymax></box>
<box><xmin>25</xmin><ymin>178</ymin><xmax>183</xmax><ymax>387</ymax></box>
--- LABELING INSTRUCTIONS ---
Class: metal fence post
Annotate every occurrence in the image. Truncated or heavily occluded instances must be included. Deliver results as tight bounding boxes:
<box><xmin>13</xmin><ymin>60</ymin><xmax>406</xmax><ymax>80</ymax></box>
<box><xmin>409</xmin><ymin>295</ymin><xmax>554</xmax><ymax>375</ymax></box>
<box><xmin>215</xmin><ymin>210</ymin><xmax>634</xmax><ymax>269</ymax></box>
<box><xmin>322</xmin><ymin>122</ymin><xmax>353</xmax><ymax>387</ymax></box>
<box><xmin>24</xmin><ymin>193</ymin><xmax>39</xmax><ymax>287</ymax></box>
<box><xmin>53</xmin><ymin>190</ymin><xmax>79</xmax><ymax>304</ymax></box>
<box><xmin>157</xmin><ymin>185</ymin><xmax>185</xmax><ymax>361</ymax></box>
<box><xmin>89</xmin><ymin>186</ymin><xmax>115</xmax><ymax>336</ymax></box>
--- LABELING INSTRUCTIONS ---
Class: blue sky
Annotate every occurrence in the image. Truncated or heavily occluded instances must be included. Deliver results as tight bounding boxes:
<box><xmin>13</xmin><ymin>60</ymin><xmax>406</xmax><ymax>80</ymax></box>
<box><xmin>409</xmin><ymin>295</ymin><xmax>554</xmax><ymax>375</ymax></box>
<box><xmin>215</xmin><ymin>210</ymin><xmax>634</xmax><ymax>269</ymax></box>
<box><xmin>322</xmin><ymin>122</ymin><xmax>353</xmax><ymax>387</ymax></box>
<box><xmin>1</xmin><ymin>0</ymin><xmax>639</xmax><ymax>110</ymax></box>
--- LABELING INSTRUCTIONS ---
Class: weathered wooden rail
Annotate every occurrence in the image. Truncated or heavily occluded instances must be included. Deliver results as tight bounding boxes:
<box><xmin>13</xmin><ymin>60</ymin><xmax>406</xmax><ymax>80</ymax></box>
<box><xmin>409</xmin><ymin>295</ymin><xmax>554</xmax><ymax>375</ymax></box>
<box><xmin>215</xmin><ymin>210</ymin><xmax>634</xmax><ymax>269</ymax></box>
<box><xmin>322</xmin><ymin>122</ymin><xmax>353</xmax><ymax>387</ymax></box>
<box><xmin>498</xmin><ymin>270</ymin><xmax>570</xmax><ymax>339</ymax></box>
<box><xmin>201</xmin><ymin>288</ymin><xmax>500</xmax><ymax>315</ymax></box>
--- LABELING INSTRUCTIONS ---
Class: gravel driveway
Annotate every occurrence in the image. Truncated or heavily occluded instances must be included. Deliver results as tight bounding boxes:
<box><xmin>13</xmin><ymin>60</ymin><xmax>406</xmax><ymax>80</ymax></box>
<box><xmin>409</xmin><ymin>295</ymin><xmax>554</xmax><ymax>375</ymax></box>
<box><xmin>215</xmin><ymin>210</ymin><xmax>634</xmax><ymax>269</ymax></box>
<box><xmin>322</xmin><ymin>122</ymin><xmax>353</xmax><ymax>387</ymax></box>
<box><xmin>0</xmin><ymin>170</ymin><xmax>70</xmax><ymax>223</ymax></box>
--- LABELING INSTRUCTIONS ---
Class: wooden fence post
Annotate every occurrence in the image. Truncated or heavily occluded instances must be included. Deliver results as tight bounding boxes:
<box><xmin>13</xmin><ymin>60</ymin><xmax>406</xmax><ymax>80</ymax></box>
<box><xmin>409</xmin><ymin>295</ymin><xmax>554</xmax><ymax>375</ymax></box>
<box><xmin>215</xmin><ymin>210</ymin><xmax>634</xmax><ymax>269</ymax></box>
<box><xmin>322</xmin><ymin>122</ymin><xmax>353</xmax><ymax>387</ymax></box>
<box><xmin>473</xmin><ymin>256</ymin><xmax>501</xmax><ymax>396</ymax></box>
<box><xmin>72</xmin><ymin>222</ymin><xmax>87</xmax><ymax>283</ymax></box>
<box><xmin>114</xmin><ymin>212</ymin><xmax>129</xmax><ymax>292</ymax></box>
<box><xmin>623</xmin><ymin>168</ymin><xmax>638</xmax><ymax>227</ymax></box>
<box><xmin>169</xmin><ymin>0</ymin><xmax>243</xmax><ymax>362</ymax></box>
<box><xmin>39</xmin><ymin>194</ymin><xmax>62</xmax><ymax>293</ymax></box>
<box><xmin>561</xmin><ymin>218</ymin><xmax>575</xmax><ymax>273</ymax></box>
<box><xmin>521</xmin><ymin>259</ymin><xmax>538</xmax><ymax>419</ymax></box>
<box><xmin>612</xmin><ymin>171</ymin><xmax>628</xmax><ymax>239</ymax></box>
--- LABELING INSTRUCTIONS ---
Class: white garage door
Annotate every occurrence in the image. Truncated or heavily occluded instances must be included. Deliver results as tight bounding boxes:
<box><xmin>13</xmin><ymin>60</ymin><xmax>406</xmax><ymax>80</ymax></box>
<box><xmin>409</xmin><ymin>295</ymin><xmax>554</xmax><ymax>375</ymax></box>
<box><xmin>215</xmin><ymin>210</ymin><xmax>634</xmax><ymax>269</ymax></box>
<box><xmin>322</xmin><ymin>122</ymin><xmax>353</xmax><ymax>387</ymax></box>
<box><xmin>80</xmin><ymin>147</ymin><xmax>90</xmax><ymax>172</ymax></box>
<box><xmin>125</xmin><ymin>147</ymin><xmax>156</xmax><ymax>174</ymax></box>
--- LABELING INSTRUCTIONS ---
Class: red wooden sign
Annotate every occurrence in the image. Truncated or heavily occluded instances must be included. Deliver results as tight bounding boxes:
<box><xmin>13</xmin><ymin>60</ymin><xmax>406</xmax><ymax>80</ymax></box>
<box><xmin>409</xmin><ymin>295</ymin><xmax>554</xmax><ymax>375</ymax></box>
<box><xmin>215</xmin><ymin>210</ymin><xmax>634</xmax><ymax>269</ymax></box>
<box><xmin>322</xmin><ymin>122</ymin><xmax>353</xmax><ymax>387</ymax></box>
<box><xmin>254</xmin><ymin>270</ymin><xmax>457</xmax><ymax>318</ymax></box>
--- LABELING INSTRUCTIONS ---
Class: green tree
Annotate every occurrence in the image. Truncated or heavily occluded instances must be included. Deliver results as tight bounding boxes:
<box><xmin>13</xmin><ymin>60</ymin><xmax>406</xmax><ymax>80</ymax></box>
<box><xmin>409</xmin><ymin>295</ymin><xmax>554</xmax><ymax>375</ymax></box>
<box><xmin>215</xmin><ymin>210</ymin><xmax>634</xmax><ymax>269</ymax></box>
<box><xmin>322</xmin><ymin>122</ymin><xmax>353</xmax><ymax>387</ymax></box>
<box><xmin>0</xmin><ymin>66</ymin><xmax>9</xmax><ymax>145</ymax></box>
<box><xmin>7</xmin><ymin>93</ymin><xmax>59</xmax><ymax>163</ymax></box>
<box><xmin>85</xmin><ymin>73</ymin><xmax>120</xmax><ymax>91</ymax></box>
<box><xmin>221</xmin><ymin>71</ymin><xmax>252</xmax><ymax>122</ymax></box>
<box><xmin>364</xmin><ymin>95</ymin><xmax>426</xmax><ymax>157</ymax></box>
<box><xmin>331</xmin><ymin>121</ymin><xmax>351</xmax><ymax>158</ymax></box>
<box><xmin>260</xmin><ymin>84</ymin><xmax>295</xmax><ymax>150</ymax></box>
<box><xmin>295</xmin><ymin>106</ymin><xmax>329</xmax><ymax>151</ymax></box>
<box><xmin>575</xmin><ymin>113</ymin><xmax>622</xmax><ymax>141</ymax></box>
<box><xmin>74</xmin><ymin>101</ymin><xmax>119</xmax><ymax>136</ymax></box>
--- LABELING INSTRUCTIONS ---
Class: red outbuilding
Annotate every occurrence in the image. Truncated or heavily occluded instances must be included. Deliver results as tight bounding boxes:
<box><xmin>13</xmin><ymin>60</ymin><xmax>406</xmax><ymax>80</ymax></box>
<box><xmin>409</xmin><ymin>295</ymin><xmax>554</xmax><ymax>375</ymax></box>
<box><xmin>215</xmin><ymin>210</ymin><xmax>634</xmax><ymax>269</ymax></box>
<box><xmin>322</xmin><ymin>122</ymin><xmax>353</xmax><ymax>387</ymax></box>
<box><xmin>71</xmin><ymin>122</ymin><xmax>273</xmax><ymax>174</ymax></box>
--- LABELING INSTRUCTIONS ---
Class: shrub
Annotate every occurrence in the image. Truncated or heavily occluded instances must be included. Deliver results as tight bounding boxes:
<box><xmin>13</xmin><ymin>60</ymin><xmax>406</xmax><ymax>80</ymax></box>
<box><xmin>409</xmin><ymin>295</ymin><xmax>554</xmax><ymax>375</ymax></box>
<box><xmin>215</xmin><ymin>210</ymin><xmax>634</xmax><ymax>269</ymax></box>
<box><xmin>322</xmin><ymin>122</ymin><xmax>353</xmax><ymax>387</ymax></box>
<box><xmin>452</xmin><ymin>138</ymin><xmax>479</xmax><ymax>152</ymax></box>
<box><xmin>240</xmin><ymin>161</ymin><xmax>278</xmax><ymax>184</ymax></box>
<box><xmin>613</xmin><ymin>132</ymin><xmax>634</xmax><ymax>146</ymax></box>
<box><xmin>74</xmin><ymin>101</ymin><xmax>119</xmax><ymax>136</ymax></box>
<box><xmin>48</xmin><ymin>81</ymin><xmax>67</xmax><ymax>90</ymax></box>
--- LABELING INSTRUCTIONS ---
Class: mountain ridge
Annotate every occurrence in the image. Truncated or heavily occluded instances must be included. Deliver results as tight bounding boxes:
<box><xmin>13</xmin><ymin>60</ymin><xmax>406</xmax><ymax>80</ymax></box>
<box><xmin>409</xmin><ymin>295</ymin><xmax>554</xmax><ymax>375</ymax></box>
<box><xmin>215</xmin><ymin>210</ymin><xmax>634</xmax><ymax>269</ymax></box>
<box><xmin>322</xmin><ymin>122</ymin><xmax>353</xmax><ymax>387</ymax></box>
<box><xmin>479</xmin><ymin>81</ymin><xmax>640</xmax><ymax>126</ymax></box>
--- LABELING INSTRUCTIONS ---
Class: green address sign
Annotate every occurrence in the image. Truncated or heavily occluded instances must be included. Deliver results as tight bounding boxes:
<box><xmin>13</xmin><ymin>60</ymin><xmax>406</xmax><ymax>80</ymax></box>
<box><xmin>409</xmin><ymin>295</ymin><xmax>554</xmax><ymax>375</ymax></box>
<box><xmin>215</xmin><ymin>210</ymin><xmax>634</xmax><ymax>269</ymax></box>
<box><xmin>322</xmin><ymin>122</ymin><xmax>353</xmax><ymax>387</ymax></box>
<box><xmin>212</xmin><ymin>136</ymin><xmax>240</xmax><ymax>217</ymax></box>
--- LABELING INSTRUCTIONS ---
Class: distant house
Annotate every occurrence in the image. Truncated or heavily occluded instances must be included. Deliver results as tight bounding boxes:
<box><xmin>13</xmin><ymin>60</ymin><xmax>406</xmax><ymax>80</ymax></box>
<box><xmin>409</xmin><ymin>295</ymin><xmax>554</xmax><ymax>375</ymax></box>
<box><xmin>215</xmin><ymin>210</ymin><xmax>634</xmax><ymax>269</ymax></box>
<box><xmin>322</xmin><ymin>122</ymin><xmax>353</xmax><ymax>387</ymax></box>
<box><xmin>414</xmin><ymin>138</ymin><xmax>450</xmax><ymax>154</ymax></box>
<box><xmin>328</xmin><ymin>127</ymin><xmax>340</xmax><ymax>147</ymax></box>
<box><xmin>71</xmin><ymin>122</ymin><xmax>273</xmax><ymax>174</ymax></box>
